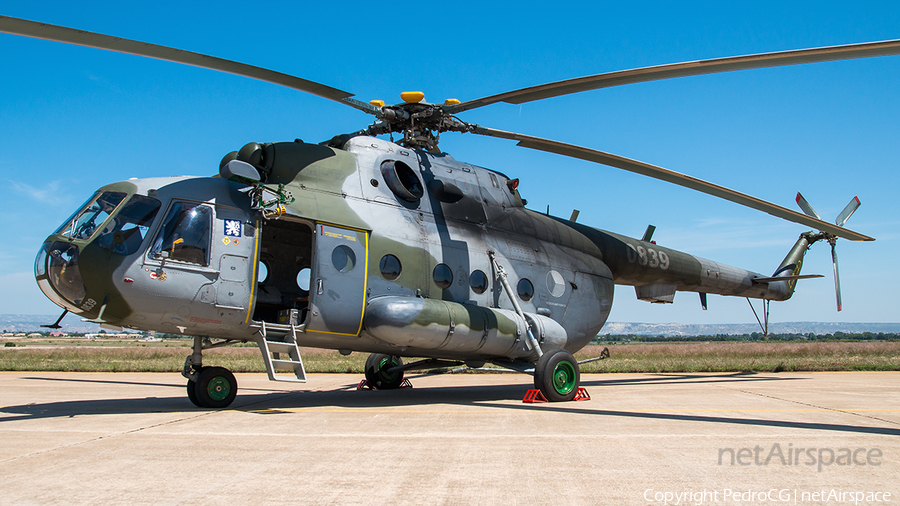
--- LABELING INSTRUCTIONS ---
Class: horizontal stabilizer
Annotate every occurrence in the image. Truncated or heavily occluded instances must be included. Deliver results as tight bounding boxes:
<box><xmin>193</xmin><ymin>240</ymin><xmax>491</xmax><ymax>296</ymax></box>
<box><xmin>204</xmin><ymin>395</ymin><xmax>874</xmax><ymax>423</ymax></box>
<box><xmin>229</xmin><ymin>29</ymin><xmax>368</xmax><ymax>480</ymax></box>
<box><xmin>752</xmin><ymin>274</ymin><xmax>824</xmax><ymax>284</ymax></box>
<box><xmin>635</xmin><ymin>283</ymin><xmax>677</xmax><ymax>303</ymax></box>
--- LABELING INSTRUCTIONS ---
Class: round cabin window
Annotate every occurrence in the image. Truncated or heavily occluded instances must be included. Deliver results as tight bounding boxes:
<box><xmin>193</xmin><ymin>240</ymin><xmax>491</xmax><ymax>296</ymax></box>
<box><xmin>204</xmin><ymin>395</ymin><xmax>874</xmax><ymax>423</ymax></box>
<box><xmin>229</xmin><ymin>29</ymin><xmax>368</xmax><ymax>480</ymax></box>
<box><xmin>517</xmin><ymin>278</ymin><xmax>534</xmax><ymax>302</ymax></box>
<box><xmin>296</xmin><ymin>267</ymin><xmax>311</xmax><ymax>291</ymax></box>
<box><xmin>258</xmin><ymin>261</ymin><xmax>269</xmax><ymax>283</ymax></box>
<box><xmin>433</xmin><ymin>264</ymin><xmax>453</xmax><ymax>289</ymax></box>
<box><xmin>332</xmin><ymin>245</ymin><xmax>356</xmax><ymax>273</ymax></box>
<box><xmin>470</xmin><ymin>270</ymin><xmax>488</xmax><ymax>294</ymax></box>
<box><xmin>379</xmin><ymin>254</ymin><xmax>402</xmax><ymax>280</ymax></box>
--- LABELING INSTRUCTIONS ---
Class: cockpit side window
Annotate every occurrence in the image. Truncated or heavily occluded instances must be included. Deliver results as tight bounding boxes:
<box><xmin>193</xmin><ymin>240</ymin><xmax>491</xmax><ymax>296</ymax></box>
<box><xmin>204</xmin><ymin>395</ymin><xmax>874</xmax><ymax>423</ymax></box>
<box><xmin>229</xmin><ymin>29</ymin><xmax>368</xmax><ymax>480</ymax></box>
<box><xmin>55</xmin><ymin>191</ymin><xmax>127</xmax><ymax>241</ymax></box>
<box><xmin>96</xmin><ymin>195</ymin><xmax>162</xmax><ymax>256</ymax></box>
<box><xmin>149</xmin><ymin>202</ymin><xmax>212</xmax><ymax>266</ymax></box>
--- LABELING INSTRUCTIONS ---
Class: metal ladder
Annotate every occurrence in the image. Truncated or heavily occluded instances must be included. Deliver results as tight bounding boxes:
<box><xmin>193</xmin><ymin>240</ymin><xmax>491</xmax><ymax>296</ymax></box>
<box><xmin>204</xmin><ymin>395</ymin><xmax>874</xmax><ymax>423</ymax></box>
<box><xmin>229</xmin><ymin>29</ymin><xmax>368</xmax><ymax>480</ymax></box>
<box><xmin>255</xmin><ymin>321</ymin><xmax>307</xmax><ymax>382</ymax></box>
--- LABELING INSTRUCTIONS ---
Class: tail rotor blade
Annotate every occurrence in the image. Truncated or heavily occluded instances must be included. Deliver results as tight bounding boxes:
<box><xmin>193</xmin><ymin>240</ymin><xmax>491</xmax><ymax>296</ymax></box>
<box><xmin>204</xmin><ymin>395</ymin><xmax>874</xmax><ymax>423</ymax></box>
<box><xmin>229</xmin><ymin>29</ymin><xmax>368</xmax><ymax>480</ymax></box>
<box><xmin>795</xmin><ymin>192</ymin><xmax>822</xmax><ymax>220</ymax></box>
<box><xmin>831</xmin><ymin>242</ymin><xmax>843</xmax><ymax>312</ymax></box>
<box><xmin>835</xmin><ymin>196</ymin><xmax>861</xmax><ymax>227</ymax></box>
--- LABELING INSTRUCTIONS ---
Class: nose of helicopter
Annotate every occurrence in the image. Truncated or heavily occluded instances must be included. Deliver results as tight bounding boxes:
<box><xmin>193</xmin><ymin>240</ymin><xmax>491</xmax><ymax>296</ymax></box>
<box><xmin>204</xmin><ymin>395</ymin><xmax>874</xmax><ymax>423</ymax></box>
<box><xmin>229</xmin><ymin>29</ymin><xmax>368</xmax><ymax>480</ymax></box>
<box><xmin>33</xmin><ymin>187</ymin><xmax>144</xmax><ymax>320</ymax></box>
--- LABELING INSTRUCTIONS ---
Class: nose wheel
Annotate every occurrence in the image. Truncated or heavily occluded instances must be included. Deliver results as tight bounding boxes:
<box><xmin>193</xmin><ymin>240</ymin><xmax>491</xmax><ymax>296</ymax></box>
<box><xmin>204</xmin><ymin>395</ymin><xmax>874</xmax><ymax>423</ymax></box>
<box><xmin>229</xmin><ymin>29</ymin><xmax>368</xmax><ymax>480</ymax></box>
<box><xmin>187</xmin><ymin>366</ymin><xmax>238</xmax><ymax>408</ymax></box>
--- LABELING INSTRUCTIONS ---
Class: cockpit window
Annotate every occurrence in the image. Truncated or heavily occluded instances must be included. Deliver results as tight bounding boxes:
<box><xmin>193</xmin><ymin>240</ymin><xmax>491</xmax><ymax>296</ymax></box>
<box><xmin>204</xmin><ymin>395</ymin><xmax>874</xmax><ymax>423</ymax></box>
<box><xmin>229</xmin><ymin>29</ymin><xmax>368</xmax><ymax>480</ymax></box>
<box><xmin>55</xmin><ymin>191</ymin><xmax>127</xmax><ymax>241</ymax></box>
<box><xmin>149</xmin><ymin>202</ymin><xmax>212</xmax><ymax>266</ymax></box>
<box><xmin>96</xmin><ymin>195</ymin><xmax>162</xmax><ymax>256</ymax></box>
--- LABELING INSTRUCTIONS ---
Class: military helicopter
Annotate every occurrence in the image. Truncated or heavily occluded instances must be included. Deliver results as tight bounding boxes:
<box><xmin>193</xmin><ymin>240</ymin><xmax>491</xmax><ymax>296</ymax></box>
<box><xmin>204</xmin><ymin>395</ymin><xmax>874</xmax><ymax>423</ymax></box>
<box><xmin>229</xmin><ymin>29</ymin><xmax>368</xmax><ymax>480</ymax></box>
<box><xmin>3</xmin><ymin>15</ymin><xmax>889</xmax><ymax>407</ymax></box>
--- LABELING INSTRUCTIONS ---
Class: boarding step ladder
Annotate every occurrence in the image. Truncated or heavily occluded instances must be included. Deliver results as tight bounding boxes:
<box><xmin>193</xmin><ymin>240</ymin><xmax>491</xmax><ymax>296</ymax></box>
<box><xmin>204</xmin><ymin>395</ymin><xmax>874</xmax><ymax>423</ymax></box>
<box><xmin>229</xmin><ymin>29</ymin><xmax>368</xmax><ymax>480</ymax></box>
<box><xmin>254</xmin><ymin>321</ymin><xmax>307</xmax><ymax>383</ymax></box>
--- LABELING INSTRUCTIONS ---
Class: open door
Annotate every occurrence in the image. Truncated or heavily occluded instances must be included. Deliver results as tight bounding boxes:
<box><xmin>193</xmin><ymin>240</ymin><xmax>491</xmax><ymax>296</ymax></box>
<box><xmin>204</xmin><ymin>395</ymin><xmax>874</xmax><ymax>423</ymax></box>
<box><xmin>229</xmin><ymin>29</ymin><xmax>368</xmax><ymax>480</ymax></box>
<box><xmin>251</xmin><ymin>219</ymin><xmax>314</xmax><ymax>325</ymax></box>
<box><xmin>306</xmin><ymin>223</ymin><xmax>368</xmax><ymax>336</ymax></box>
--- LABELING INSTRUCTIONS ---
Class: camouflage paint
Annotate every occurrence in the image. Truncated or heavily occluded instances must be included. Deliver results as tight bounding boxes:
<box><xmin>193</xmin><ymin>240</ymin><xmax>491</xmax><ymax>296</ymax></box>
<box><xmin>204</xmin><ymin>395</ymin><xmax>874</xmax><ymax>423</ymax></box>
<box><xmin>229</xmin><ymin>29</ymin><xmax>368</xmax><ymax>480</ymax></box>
<box><xmin>35</xmin><ymin>136</ymin><xmax>815</xmax><ymax>367</ymax></box>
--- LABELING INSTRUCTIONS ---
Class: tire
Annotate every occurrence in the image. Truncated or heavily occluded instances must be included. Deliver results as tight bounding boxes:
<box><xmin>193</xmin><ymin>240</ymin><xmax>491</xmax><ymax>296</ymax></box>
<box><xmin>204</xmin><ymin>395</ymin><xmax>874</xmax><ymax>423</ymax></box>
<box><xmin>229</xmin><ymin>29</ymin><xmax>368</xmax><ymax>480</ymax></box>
<box><xmin>534</xmin><ymin>348</ymin><xmax>580</xmax><ymax>402</ymax></box>
<box><xmin>186</xmin><ymin>379</ymin><xmax>201</xmax><ymax>407</ymax></box>
<box><xmin>364</xmin><ymin>353</ymin><xmax>404</xmax><ymax>389</ymax></box>
<box><xmin>195</xmin><ymin>366</ymin><xmax>238</xmax><ymax>408</ymax></box>
<box><xmin>186</xmin><ymin>367</ymin><xmax>205</xmax><ymax>407</ymax></box>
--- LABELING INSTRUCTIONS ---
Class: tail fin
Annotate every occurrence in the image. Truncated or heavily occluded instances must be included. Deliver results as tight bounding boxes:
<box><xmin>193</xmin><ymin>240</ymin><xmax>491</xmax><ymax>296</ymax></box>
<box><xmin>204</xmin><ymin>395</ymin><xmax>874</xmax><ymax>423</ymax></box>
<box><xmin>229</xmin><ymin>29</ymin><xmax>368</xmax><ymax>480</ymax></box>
<box><xmin>766</xmin><ymin>232</ymin><xmax>823</xmax><ymax>298</ymax></box>
<box><xmin>752</xmin><ymin>194</ymin><xmax>867</xmax><ymax>309</ymax></box>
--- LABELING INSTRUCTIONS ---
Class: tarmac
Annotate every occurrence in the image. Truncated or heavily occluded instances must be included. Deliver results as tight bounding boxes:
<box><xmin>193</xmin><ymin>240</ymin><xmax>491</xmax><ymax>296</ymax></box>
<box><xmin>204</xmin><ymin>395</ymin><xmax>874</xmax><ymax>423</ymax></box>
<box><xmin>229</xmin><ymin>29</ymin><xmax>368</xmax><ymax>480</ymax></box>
<box><xmin>0</xmin><ymin>371</ymin><xmax>898</xmax><ymax>505</ymax></box>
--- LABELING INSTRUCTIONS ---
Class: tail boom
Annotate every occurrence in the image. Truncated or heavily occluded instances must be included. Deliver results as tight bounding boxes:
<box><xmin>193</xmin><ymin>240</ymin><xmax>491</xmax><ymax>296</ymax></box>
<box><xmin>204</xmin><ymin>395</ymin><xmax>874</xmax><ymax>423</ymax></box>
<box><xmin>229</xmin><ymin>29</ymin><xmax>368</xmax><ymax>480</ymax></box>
<box><xmin>595</xmin><ymin>229</ymin><xmax>822</xmax><ymax>303</ymax></box>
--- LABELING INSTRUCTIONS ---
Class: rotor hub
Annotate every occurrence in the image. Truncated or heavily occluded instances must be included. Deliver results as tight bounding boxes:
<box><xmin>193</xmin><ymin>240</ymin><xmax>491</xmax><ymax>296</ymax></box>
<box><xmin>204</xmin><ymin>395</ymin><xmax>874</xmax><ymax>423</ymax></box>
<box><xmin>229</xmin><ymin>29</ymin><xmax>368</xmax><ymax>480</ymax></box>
<box><xmin>360</xmin><ymin>95</ymin><xmax>470</xmax><ymax>151</ymax></box>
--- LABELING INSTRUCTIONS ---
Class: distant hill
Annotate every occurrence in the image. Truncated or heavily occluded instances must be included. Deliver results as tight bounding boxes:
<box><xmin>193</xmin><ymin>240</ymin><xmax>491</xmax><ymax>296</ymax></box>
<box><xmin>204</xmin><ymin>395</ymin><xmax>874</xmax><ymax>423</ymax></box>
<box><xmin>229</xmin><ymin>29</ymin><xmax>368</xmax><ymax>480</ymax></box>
<box><xmin>2</xmin><ymin>314</ymin><xmax>898</xmax><ymax>337</ymax></box>
<box><xmin>601</xmin><ymin>321</ymin><xmax>900</xmax><ymax>337</ymax></box>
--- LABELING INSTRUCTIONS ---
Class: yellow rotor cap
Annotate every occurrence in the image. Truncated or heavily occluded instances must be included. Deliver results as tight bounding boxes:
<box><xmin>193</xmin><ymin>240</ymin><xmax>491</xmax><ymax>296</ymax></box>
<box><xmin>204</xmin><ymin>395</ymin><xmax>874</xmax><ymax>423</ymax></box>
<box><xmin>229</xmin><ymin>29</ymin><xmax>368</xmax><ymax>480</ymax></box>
<box><xmin>369</xmin><ymin>100</ymin><xmax>385</xmax><ymax>107</ymax></box>
<box><xmin>400</xmin><ymin>91</ymin><xmax>425</xmax><ymax>103</ymax></box>
<box><xmin>443</xmin><ymin>98</ymin><xmax>461</xmax><ymax>105</ymax></box>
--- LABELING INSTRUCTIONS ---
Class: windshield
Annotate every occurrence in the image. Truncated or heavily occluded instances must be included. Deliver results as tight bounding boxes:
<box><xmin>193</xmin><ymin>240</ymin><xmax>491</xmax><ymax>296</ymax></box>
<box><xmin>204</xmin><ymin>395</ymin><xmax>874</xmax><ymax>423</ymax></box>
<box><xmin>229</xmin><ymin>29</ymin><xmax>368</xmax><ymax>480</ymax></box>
<box><xmin>55</xmin><ymin>191</ymin><xmax>127</xmax><ymax>241</ymax></box>
<box><xmin>96</xmin><ymin>195</ymin><xmax>162</xmax><ymax>256</ymax></box>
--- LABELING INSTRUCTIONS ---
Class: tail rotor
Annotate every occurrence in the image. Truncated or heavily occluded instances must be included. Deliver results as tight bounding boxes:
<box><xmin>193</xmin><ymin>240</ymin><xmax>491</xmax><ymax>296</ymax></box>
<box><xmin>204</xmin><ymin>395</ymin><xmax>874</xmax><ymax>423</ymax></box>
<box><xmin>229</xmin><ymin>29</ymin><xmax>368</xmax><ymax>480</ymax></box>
<box><xmin>795</xmin><ymin>193</ymin><xmax>862</xmax><ymax>311</ymax></box>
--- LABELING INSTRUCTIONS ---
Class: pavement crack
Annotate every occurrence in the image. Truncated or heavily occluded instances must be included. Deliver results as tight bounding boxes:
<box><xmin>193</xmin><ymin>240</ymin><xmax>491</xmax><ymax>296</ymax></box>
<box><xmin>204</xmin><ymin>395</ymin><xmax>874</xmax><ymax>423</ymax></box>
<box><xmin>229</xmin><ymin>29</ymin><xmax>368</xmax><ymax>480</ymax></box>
<box><xmin>720</xmin><ymin>385</ymin><xmax>900</xmax><ymax>427</ymax></box>
<box><xmin>0</xmin><ymin>410</ymin><xmax>216</xmax><ymax>465</ymax></box>
<box><xmin>1</xmin><ymin>388</ymin><xmax>305</xmax><ymax>465</ymax></box>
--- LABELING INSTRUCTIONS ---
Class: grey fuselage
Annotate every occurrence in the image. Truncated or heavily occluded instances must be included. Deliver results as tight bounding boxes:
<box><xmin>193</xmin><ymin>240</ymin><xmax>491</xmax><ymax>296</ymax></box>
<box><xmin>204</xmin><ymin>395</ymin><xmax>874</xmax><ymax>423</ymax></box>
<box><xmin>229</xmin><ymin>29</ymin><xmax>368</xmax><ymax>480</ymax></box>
<box><xmin>34</xmin><ymin>136</ymin><xmax>800</xmax><ymax>363</ymax></box>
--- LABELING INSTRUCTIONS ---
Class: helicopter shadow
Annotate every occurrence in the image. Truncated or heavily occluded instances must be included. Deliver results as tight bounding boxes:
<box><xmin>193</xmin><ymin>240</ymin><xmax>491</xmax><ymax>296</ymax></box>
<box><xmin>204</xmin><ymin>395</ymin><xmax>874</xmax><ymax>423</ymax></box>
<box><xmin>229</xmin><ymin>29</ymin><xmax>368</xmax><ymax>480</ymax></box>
<box><xmin>0</xmin><ymin>381</ymin><xmax>528</xmax><ymax>424</ymax></box>
<box><xmin>2</xmin><ymin>372</ymin><xmax>896</xmax><ymax>436</ymax></box>
<box><xmin>579</xmin><ymin>371</ymin><xmax>802</xmax><ymax>387</ymax></box>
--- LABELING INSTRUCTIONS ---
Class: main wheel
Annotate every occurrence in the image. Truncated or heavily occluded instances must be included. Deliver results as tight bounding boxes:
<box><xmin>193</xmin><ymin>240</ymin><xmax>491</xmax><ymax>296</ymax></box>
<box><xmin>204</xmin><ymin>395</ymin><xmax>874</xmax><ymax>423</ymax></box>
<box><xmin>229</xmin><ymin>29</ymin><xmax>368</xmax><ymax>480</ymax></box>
<box><xmin>534</xmin><ymin>348</ymin><xmax>580</xmax><ymax>402</ymax></box>
<box><xmin>195</xmin><ymin>366</ymin><xmax>238</xmax><ymax>408</ymax></box>
<box><xmin>364</xmin><ymin>353</ymin><xmax>404</xmax><ymax>389</ymax></box>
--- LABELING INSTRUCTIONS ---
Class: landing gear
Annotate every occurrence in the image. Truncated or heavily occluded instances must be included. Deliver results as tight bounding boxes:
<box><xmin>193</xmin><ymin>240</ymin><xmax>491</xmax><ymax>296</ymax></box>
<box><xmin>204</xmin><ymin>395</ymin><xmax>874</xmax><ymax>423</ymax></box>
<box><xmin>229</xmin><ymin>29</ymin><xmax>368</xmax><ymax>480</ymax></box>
<box><xmin>364</xmin><ymin>353</ymin><xmax>405</xmax><ymax>389</ymax></box>
<box><xmin>183</xmin><ymin>336</ymin><xmax>240</xmax><ymax>408</ymax></box>
<box><xmin>534</xmin><ymin>348</ymin><xmax>580</xmax><ymax>402</ymax></box>
<box><xmin>186</xmin><ymin>366</ymin><xmax>238</xmax><ymax>408</ymax></box>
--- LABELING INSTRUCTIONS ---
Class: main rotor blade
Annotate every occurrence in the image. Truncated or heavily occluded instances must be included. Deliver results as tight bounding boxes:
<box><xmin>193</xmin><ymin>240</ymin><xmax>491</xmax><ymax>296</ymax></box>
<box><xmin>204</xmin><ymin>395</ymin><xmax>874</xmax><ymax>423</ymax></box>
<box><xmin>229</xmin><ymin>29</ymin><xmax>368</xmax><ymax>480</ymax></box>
<box><xmin>449</xmin><ymin>39</ymin><xmax>900</xmax><ymax>114</ymax></box>
<box><xmin>835</xmin><ymin>196</ymin><xmax>861</xmax><ymax>227</ymax></box>
<box><xmin>469</xmin><ymin>125</ymin><xmax>875</xmax><ymax>242</ymax></box>
<box><xmin>795</xmin><ymin>192</ymin><xmax>822</xmax><ymax>220</ymax></box>
<box><xmin>0</xmin><ymin>15</ymin><xmax>379</xmax><ymax>115</ymax></box>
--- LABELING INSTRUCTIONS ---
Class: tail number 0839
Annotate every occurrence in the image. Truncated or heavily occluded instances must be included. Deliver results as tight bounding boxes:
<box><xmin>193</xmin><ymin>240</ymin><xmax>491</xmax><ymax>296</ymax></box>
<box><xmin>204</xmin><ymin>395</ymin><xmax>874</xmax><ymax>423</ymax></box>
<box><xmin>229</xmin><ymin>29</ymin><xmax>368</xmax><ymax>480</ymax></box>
<box><xmin>626</xmin><ymin>243</ymin><xmax>670</xmax><ymax>270</ymax></box>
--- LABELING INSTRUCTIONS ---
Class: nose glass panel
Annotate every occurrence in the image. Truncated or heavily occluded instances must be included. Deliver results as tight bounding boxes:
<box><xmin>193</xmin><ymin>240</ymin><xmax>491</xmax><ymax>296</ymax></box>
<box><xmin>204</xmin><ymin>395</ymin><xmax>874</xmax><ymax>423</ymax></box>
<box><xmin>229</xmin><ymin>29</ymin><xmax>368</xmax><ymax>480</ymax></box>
<box><xmin>55</xmin><ymin>191</ymin><xmax>127</xmax><ymax>241</ymax></box>
<box><xmin>34</xmin><ymin>241</ymin><xmax>50</xmax><ymax>278</ymax></box>
<box><xmin>46</xmin><ymin>241</ymin><xmax>86</xmax><ymax>306</ymax></box>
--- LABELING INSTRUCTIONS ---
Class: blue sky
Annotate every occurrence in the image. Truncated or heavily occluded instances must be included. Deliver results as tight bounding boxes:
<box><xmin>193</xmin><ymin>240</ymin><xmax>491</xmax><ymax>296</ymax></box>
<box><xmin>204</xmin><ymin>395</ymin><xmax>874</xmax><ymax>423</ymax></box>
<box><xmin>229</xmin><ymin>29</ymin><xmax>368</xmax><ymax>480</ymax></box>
<box><xmin>1</xmin><ymin>1</ymin><xmax>898</xmax><ymax>325</ymax></box>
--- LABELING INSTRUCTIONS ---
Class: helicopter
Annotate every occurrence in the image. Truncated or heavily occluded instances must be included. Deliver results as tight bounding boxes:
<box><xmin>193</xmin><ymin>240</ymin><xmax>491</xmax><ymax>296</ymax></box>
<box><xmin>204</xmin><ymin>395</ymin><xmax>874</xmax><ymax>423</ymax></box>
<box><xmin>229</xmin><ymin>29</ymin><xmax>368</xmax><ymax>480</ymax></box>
<box><xmin>2</xmin><ymin>15</ymin><xmax>888</xmax><ymax>408</ymax></box>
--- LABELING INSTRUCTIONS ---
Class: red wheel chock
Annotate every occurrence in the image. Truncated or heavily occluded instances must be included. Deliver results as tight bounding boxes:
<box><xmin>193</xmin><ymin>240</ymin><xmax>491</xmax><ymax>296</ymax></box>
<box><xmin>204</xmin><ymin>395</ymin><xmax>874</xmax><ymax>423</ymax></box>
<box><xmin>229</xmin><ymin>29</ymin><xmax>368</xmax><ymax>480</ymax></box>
<box><xmin>573</xmin><ymin>387</ymin><xmax>591</xmax><ymax>401</ymax></box>
<box><xmin>523</xmin><ymin>389</ymin><xmax>548</xmax><ymax>403</ymax></box>
<box><xmin>356</xmin><ymin>378</ymin><xmax>414</xmax><ymax>391</ymax></box>
<box><xmin>523</xmin><ymin>387</ymin><xmax>590</xmax><ymax>403</ymax></box>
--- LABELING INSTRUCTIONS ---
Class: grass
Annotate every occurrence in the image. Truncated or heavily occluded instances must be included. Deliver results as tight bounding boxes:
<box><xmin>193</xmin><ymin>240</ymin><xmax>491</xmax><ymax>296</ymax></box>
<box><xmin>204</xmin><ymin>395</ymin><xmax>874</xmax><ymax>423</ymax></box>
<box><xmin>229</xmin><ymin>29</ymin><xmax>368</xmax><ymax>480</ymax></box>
<box><xmin>0</xmin><ymin>340</ymin><xmax>897</xmax><ymax>373</ymax></box>
<box><xmin>575</xmin><ymin>341</ymin><xmax>900</xmax><ymax>373</ymax></box>
<box><xmin>0</xmin><ymin>345</ymin><xmax>365</xmax><ymax>373</ymax></box>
